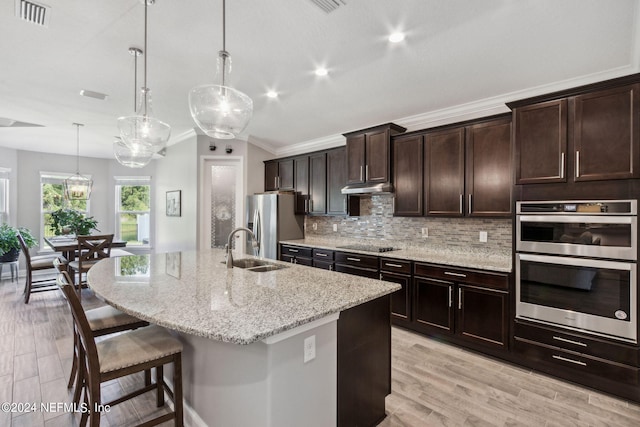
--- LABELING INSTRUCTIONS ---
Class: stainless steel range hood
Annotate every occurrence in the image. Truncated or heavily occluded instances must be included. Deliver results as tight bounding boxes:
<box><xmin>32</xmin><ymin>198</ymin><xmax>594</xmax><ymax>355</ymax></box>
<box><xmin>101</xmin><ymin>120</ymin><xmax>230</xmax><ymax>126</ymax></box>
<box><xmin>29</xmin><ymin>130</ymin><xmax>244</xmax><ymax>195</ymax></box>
<box><xmin>341</xmin><ymin>182</ymin><xmax>393</xmax><ymax>194</ymax></box>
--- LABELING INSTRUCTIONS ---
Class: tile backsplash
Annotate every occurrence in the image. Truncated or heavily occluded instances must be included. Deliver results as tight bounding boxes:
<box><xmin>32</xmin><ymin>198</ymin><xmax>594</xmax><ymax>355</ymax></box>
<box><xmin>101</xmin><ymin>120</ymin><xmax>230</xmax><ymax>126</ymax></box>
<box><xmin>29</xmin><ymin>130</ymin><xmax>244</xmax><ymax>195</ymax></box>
<box><xmin>304</xmin><ymin>194</ymin><xmax>512</xmax><ymax>250</ymax></box>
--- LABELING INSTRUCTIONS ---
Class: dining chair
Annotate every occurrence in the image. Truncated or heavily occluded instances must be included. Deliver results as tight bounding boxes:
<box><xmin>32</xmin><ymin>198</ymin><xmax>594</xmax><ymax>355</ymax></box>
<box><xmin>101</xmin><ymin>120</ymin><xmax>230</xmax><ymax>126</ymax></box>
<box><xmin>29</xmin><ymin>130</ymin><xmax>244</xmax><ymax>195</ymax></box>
<box><xmin>67</xmin><ymin>234</ymin><xmax>114</xmax><ymax>297</ymax></box>
<box><xmin>56</xmin><ymin>270</ymin><xmax>150</xmax><ymax>404</ymax></box>
<box><xmin>61</xmin><ymin>283</ymin><xmax>183</xmax><ymax>427</ymax></box>
<box><xmin>18</xmin><ymin>231</ymin><xmax>68</xmax><ymax>304</ymax></box>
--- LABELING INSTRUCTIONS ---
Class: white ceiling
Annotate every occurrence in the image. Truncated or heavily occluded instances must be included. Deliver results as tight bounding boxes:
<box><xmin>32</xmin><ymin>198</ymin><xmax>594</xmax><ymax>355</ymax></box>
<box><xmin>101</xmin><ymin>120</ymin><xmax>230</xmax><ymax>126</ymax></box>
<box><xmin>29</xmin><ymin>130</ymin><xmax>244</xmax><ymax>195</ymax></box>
<box><xmin>0</xmin><ymin>0</ymin><xmax>639</xmax><ymax>159</ymax></box>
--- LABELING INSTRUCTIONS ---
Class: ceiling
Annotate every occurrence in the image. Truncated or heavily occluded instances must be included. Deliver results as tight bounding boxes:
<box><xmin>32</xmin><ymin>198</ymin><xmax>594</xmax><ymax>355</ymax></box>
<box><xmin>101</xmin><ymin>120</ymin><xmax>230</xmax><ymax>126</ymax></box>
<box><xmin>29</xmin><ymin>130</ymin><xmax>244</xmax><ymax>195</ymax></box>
<box><xmin>1</xmin><ymin>0</ymin><xmax>639</xmax><ymax>159</ymax></box>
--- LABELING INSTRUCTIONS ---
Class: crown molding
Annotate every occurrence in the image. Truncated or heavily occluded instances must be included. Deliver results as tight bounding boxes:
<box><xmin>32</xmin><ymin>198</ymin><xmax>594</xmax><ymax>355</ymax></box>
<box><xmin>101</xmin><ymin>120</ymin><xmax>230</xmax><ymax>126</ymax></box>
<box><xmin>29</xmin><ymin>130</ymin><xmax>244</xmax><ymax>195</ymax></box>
<box><xmin>273</xmin><ymin>134</ymin><xmax>345</xmax><ymax>158</ymax></box>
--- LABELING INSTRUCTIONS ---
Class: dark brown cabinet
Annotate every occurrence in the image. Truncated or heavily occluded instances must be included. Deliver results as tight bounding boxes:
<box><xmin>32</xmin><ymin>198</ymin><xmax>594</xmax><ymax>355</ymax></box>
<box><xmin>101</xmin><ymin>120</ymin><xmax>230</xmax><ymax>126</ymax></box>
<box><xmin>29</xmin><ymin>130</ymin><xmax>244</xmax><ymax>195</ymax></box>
<box><xmin>424</xmin><ymin>127</ymin><xmax>465</xmax><ymax>216</ymax></box>
<box><xmin>344</xmin><ymin>123</ymin><xmax>406</xmax><ymax>186</ymax></box>
<box><xmin>379</xmin><ymin>258</ymin><xmax>412</xmax><ymax>327</ymax></box>
<box><xmin>294</xmin><ymin>156</ymin><xmax>309</xmax><ymax>214</ymax></box>
<box><xmin>465</xmin><ymin>117</ymin><xmax>512</xmax><ymax>216</ymax></box>
<box><xmin>327</xmin><ymin>147</ymin><xmax>349</xmax><ymax>215</ymax></box>
<box><xmin>280</xmin><ymin>245</ymin><xmax>313</xmax><ymax>266</ymax></box>
<box><xmin>512</xmin><ymin>82</ymin><xmax>640</xmax><ymax>185</ymax></box>
<box><xmin>264</xmin><ymin>158</ymin><xmax>294</xmax><ymax>191</ymax></box>
<box><xmin>334</xmin><ymin>251</ymin><xmax>379</xmax><ymax>279</ymax></box>
<box><xmin>309</xmin><ymin>152</ymin><xmax>326</xmax><ymax>215</ymax></box>
<box><xmin>413</xmin><ymin>263</ymin><xmax>509</xmax><ymax>351</ymax></box>
<box><xmin>393</xmin><ymin>134</ymin><xmax>423</xmax><ymax>216</ymax></box>
<box><xmin>312</xmin><ymin>248</ymin><xmax>334</xmax><ymax>270</ymax></box>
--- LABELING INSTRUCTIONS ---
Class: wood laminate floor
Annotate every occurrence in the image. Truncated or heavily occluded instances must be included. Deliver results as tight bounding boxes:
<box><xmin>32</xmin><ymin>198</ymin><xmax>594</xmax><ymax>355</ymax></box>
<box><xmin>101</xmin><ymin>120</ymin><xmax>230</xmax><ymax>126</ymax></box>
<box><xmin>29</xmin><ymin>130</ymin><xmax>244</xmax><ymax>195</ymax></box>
<box><xmin>1</xmin><ymin>275</ymin><xmax>640</xmax><ymax>426</ymax></box>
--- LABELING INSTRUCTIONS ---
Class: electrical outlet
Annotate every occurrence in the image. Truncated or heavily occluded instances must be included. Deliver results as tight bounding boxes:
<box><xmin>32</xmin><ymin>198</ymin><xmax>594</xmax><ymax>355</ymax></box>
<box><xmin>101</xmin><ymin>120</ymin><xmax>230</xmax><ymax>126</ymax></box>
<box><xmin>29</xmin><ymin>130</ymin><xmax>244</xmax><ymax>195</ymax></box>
<box><xmin>421</xmin><ymin>227</ymin><xmax>428</xmax><ymax>237</ymax></box>
<box><xmin>312</xmin><ymin>222</ymin><xmax>317</xmax><ymax>231</ymax></box>
<box><xmin>479</xmin><ymin>231</ymin><xmax>488</xmax><ymax>243</ymax></box>
<box><xmin>304</xmin><ymin>335</ymin><xmax>316</xmax><ymax>363</ymax></box>
<box><xmin>333</xmin><ymin>224</ymin><xmax>338</xmax><ymax>232</ymax></box>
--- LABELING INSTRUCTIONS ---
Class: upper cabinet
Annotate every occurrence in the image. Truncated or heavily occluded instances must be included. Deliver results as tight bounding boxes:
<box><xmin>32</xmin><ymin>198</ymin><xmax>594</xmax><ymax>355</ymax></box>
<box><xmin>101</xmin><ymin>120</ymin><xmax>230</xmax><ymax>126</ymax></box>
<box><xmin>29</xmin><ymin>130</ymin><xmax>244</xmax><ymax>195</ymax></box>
<box><xmin>327</xmin><ymin>147</ymin><xmax>349</xmax><ymax>215</ymax></box>
<box><xmin>294</xmin><ymin>156</ymin><xmax>309</xmax><ymax>214</ymax></box>
<box><xmin>393</xmin><ymin>134</ymin><xmax>424</xmax><ymax>216</ymax></box>
<box><xmin>264</xmin><ymin>158</ymin><xmax>294</xmax><ymax>191</ymax></box>
<box><xmin>512</xmin><ymin>81</ymin><xmax>640</xmax><ymax>185</ymax></box>
<box><xmin>344</xmin><ymin>123</ymin><xmax>406</xmax><ymax>186</ymax></box>
<box><xmin>424</xmin><ymin>127</ymin><xmax>465</xmax><ymax>216</ymax></box>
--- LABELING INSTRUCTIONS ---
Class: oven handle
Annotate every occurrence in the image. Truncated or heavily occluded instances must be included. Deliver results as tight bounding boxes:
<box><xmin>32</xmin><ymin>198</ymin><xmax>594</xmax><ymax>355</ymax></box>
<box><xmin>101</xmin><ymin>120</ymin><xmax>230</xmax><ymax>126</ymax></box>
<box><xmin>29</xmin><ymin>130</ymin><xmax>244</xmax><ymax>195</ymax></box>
<box><xmin>516</xmin><ymin>253</ymin><xmax>634</xmax><ymax>271</ymax></box>
<box><xmin>517</xmin><ymin>214</ymin><xmax>635</xmax><ymax>224</ymax></box>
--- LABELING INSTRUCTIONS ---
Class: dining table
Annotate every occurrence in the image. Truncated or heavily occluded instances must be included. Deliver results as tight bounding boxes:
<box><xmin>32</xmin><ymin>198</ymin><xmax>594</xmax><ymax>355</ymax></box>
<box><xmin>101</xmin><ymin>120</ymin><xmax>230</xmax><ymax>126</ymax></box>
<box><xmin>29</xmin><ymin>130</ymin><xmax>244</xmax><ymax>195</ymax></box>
<box><xmin>44</xmin><ymin>236</ymin><xmax>127</xmax><ymax>262</ymax></box>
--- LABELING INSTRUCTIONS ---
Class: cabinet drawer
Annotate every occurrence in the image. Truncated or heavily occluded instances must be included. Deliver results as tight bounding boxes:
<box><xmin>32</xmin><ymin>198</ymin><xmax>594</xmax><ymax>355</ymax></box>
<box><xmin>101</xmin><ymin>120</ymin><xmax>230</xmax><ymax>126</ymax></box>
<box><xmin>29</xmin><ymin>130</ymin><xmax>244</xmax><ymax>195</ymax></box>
<box><xmin>281</xmin><ymin>245</ymin><xmax>312</xmax><ymax>258</ymax></box>
<box><xmin>334</xmin><ymin>264</ymin><xmax>379</xmax><ymax>279</ymax></box>
<box><xmin>313</xmin><ymin>260</ymin><xmax>334</xmax><ymax>271</ymax></box>
<box><xmin>513</xmin><ymin>337</ymin><xmax>640</xmax><ymax>386</ymax></box>
<box><xmin>514</xmin><ymin>321</ymin><xmax>639</xmax><ymax>366</ymax></box>
<box><xmin>313</xmin><ymin>248</ymin><xmax>335</xmax><ymax>260</ymax></box>
<box><xmin>380</xmin><ymin>258</ymin><xmax>411</xmax><ymax>274</ymax></box>
<box><xmin>335</xmin><ymin>252</ymin><xmax>379</xmax><ymax>270</ymax></box>
<box><xmin>414</xmin><ymin>263</ymin><xmax>508</xmax><ymax>290</ymax></box>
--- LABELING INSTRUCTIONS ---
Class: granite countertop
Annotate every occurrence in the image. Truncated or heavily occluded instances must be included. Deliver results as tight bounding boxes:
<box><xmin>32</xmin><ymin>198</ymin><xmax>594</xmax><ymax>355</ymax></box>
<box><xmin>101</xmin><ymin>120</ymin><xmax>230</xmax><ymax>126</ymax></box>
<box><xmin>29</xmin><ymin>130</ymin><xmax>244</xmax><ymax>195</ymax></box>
<box><xmin>87</xmin><ymin>249</ymin><xmax>400</xmax><ymax>345</ymax></box>
<box><xmin>280</xmin><ymin>237</ymin><xmax>512</xmax><ymax>273</ymax></box>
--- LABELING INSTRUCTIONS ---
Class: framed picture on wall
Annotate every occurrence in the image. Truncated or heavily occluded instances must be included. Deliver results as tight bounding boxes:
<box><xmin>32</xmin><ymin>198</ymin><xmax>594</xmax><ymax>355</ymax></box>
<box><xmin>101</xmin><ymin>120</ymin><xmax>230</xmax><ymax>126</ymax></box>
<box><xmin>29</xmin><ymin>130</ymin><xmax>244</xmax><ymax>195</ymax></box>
<box><xmin>166</xmin><ymin>190</ymin><xmax>181</xmax><ymax>217</ymax></box>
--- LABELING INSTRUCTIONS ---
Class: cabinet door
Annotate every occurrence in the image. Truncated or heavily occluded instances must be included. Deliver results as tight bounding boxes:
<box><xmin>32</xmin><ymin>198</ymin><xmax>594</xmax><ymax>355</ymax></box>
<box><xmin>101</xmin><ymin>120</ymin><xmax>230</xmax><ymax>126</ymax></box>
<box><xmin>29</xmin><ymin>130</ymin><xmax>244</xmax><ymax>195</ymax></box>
<box><xmin>309</xmin><ymin>153</ymin><xmax>327</xmax><ymax>214</ymax></box>
<box><xmin>346</xmin><ymin>134</ymin><xmax>366</xmax><ymax>184</ymax></box>
<box><xmin>393</xmin><ymin>134</ymin><xmax>423</xmax><ymax>216</ymax></box>
<box><xmin>294</xmin><ymin>156</ymin><xmax>309</xmax><ymax>214</ymax></box>
<box><xmin>414</xmin><ymin>277</ymin><xmax>454</xmax><ymax>334</ymax></box>
<box><xmin>265</xmin><ymin>161</ymin><xmax>279</xmax><ymax>191</ymax></box>
<box><xmin>278</xmin><ymin>159</ymin><xmax>294</xmax><ymax>190</ymax></box>
<box><xmin>380</xmin><ymin>271</ymin><xmax>412</xmax><ymax>325</ymax></box>
<box><xmin>573</xmin><ymin>84</ymin><xmax>640</xmax><ymax>181</ymax></box>
<box><xmin>425</xmin><ymin>128</ymin><xmax>465</xmax><ymax>216</ymax></box>
<box><xmin>466</xmin><ymin>118</ymin><xmax>512</xmax><ymax>216</ymax></box>
<box><xmin>514</xmin><ymin>99</ymin><xmax>567</xmax><ymax>184</ymax></box>
<box><xmin>457</xmin><ymin>285</ymin><xmax>508</xmax><ymax>350</ymax></box>
<box><xmin>327</xmin><ymin>147</ymin><xmax>348</xmax><ymax>215</ymax></box>
<box><xmin>365</xmin><ymin>129</ymin><xmax>389</xmax><ymax>183</ymax></box>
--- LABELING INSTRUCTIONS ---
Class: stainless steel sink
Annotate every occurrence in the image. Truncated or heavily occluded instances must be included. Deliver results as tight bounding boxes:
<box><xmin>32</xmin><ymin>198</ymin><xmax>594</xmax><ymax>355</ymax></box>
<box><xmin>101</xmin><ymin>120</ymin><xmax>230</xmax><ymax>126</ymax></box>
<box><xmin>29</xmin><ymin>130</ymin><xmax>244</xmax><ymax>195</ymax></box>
<box><xmin>227</xmin><ymin>258</ymin><xmax>288</xmax><ymax>272</ymax></box>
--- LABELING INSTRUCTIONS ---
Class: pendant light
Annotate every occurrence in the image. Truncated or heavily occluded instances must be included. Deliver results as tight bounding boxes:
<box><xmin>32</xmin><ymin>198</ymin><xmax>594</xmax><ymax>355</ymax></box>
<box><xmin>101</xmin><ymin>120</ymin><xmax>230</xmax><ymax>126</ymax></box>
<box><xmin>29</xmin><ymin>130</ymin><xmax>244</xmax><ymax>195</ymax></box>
<box><xmin>64</xmin><ymin>123</ymin><xmax>93</xmax><ymax>201</ymax></box>
<box><xmin>117</xmin><ymin>0</ymin><xmax>170</xmax><ymax>152</ymax></box>
<box><xmin>114</xmin><ymin>47</ymin><xmax>155</xmax><ymax>168</ymax></box>
<box><xmin>188</xmin><ymin>0</ymin><xmax>253</xmax><ymax>139</ymax></box>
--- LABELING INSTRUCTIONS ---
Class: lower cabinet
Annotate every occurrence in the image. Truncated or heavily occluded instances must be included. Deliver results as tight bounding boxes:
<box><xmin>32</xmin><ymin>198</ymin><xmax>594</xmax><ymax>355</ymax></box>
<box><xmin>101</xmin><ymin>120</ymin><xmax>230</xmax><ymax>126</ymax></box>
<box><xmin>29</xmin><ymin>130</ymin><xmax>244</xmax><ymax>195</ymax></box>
<box><xmin>379</xmin><ymin>258</ymin><xmax>412</xmax><ymax>328</ymax></box>
<box><xmin>312</xmin><ymin>248</ymin><xmax>335</xmax><ymax>270</ymax></box>
<box><xmin>334</xmin><ymin>251</ymin><xmax>379</xmax><ymax>279</ymax></box>
<box><xmin>280</xmin><ymin>245</ymin><xmax>313</xmax><ymax>266</ymax></box>
<box><xmin>413</xmin><ymin>263</ymin><xmax>509</xmax><ymax>352</ymax></box>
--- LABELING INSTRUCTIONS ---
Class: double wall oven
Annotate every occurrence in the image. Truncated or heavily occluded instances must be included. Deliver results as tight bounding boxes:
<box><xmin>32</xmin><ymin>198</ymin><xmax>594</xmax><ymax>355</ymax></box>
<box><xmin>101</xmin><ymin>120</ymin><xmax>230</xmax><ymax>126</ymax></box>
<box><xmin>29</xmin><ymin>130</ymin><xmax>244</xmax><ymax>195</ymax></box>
<box><xmin>516</xmin><ymin>200</ymin><xmax>637</xmax><ymax>343</ymax></box>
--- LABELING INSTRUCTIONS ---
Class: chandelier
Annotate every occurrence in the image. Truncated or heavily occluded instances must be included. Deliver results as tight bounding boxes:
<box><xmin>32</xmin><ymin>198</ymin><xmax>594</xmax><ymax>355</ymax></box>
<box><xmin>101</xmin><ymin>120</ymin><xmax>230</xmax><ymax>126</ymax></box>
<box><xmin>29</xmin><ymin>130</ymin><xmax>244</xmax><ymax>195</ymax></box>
<box><xmin>64</xmin><ymin>123</ymin><xmax>93</xmax><ymax>201</ymax></box>
<box><xmin>188</xmin><ymin>0</ymin><xmax>253</xmax><ymax>139</ymax></box>
<box><xmin>117</xmin><ymin>0</ymin><xmax>170</xmax><ymax>153</ymax></box>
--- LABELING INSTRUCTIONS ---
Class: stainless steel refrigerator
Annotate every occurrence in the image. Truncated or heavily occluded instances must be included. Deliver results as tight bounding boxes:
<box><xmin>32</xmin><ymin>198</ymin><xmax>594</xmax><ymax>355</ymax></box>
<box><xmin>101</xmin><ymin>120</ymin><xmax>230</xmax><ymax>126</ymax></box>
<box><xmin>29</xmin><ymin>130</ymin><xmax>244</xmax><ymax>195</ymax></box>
<box><xmin>246</xmin><ymin>193</ymin><xmax>304</xmax><ymax>260</ymax></box>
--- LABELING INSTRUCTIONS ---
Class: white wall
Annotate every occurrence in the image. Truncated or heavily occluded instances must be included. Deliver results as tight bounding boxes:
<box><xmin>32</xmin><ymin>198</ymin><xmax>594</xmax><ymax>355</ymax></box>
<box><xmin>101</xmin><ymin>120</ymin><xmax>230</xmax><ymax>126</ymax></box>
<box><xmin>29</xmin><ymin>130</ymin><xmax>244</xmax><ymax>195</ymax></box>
<box><xmin>155</xmin><ymin>135</ymin><xmax>199</xmax><ymax>253</ymax></box>
<box><xmin>246</xmin><ymin>142</ymin><xmax>273</xmax><ymax>196</ymax></box>
<box><xmin>0</xmin><ymin>146</ymin><xmax>18</xmax><ymax>226</ymax></box>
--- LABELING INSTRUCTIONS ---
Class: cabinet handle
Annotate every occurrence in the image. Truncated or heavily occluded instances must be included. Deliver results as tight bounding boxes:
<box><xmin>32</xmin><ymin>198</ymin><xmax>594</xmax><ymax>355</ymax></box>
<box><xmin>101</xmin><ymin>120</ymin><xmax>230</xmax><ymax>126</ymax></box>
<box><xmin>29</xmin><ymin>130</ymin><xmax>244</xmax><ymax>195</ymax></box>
<box><xmin>552</xmin><ymin>355</ymin><xmax>586</xmax><ymax>366</ymax></box>
<box><xmin>384</xmin><ymin>263</ymin><xmax>403</xmax><ymax>268</ymax></box>
<box><xmin>365</xmin><ymin>165</ymin><xmax>369</xmax><ymax>181</ymax></box>
<box><xmin>448</xmin><ymin>286</ymin><xmax>453</xmax><ymax>308</ymax></box>
<box><xmin>459</xmin><ymin>194</ymin><xmax>463</xmax><ymax>214</ymax></box>
<box><xmin>468</xmin><ymin>194</ymin><xmax>472</xmax><ymax>215</ymax></box>
<box><xmin>392</xmin><ymin>196</ymin><xmax>395</xmax><ymax>213</ymax></box>
<box><xmin>575</xmin><ymin>151</ymin><xmax>580</xmax><ymax>178</ymax></box>
<box><xmin>344</xmin><ymin>197</ymin><xmax>347</xmax><ymax>212</ymax></box>
<box><xmin>294</xmin><ymin>258</ymin><xmax>298</xmax><ymax>264</ymax></box>
<box><xmin>560</xmin><ymin>152</ymin><xmax>565</xmax><ymax>179</ymax></box>
<box><xmin>278</xmin><ymin>176</ymin><xmax>281</xmax><ymax>188</ymax></box>
<box><xmin>289</xmin><ymin>248</ymin><xmax>299</xmax><ymax>253</ymax></box>
<box><xmin>444</xmin><ymin>271</ymin><xmax>467</xmax><ymax>278</ymax></box>
<box><xmin>379</xmin><ymin>273</ymin><xmax>383</xmax><ymax>280</ymax></box>
<box><xmin>316</xmin><ymin>253</ymin><xmax>328</xmax><ymax>257</ymax></box>
<box><xmin>329</xmin><ymin>264</ymin><xmax>333</xmax><ymax>271</ymax></box>
<box><xmin>274</xmin><ymin>176</ymin><xmax>278</xmax><ymax>189</ymax></box>
<box><xmin>304</xmin><ymin>199</ymin><xmax>309</xmax><ymax>213</ymax></box>
<box><xmin>310</xmin><ymin>200</ymin><xmax>313</xmax><ymax>211</ymax></box>
<box><xmin>347</xmin><ymin>257</ymin><xmax>361</xmax><ymax>262</ymax></box>
<box><xmin>458</xmin><ymin>288</ymin><xmax>462</xmax><ymax>310</ymax></box>
<box><xmin>553</xmin><ymin>336</ymin><xmax>587</xmax><ymax>347</ymax></box>
<box><xmin>359</xmin><ymin>166</ymin><xmax>363</xmax><ymax>182</ymax></box>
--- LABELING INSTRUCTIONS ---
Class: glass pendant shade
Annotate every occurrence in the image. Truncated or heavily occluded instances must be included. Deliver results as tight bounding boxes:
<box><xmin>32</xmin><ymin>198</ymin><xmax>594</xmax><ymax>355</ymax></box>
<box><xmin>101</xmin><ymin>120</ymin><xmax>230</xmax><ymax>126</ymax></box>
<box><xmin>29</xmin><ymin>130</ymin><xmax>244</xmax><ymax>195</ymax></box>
<box><xmin>64</xmin><ymin>174</ymin><xmax>93</xmax><ymax>200</ymax></box>
<box><xmin>113</xmin><ymin>138</ymin><xmax>154</xmax><ymax>168</ymax></box>
<box><xmin>189</xmin><ymin>84</ymin><xmax>253</xmax><ymax>139</ymax></box>
<box><xmin>118</xmin><ymin>87</ymin><xmax>171</xmax><ymax>152</ymax></box>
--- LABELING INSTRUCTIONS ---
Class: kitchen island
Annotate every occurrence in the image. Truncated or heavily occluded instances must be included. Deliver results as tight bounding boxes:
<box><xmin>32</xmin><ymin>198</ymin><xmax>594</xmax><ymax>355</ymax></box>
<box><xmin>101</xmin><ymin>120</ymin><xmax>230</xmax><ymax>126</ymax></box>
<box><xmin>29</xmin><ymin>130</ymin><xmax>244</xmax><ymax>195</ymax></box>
<box><xmin>87</xmin><ymin>249</ymin><xmax>400</xmax><ymax>427</ymax></box>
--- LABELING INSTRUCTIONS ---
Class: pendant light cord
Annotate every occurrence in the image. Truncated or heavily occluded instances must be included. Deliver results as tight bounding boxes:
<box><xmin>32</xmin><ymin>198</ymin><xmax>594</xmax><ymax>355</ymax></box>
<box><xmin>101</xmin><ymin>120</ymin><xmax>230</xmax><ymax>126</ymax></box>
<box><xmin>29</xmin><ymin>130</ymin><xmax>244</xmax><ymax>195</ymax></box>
<box><xmin>133</xmin><ymin>51</ymin><xmax>138</xmax><ymax>112</ymax></box>
<box><xmin>73</xmin><ymin>123</ymin><xmax>84</xmax><ymax>174</ymax></box>
<box><xmin>143</xmin><ymin>0</ymin><xmax>148</xmax><ymax>117</ymax></box>
<box><xmin>221</xmin><ymin>0</ymin><xmax>227</xmax><ymax>87</ymax></box>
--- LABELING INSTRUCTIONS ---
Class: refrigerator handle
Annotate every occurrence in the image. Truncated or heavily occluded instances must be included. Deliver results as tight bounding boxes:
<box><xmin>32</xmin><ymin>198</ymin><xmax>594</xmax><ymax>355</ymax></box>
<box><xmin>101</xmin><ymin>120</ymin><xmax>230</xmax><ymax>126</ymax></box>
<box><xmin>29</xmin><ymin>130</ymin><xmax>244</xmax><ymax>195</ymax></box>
<box><xmin>253</xmin><ymin>208</ymin><xmax>261</xmax><ymax>256</ymax></box>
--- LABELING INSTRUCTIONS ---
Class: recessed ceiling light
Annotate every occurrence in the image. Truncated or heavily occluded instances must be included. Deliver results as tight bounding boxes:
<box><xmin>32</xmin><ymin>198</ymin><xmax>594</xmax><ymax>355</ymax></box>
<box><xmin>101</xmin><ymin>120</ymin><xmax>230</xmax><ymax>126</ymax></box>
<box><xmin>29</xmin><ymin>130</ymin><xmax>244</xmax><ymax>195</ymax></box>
<box><xmin>315</xmin><ymin>67</ymin><xmax>328</xmax><ymax>77</ymax></box>
<box><xmin>266</xmin><ymin>91</ymin><xmax>278</xmax><ymax>99</ymax></box>
<box><xmin>388</xmin><ymin>32</ymin><xmax>405</xmax><ymax>43</ymax></box>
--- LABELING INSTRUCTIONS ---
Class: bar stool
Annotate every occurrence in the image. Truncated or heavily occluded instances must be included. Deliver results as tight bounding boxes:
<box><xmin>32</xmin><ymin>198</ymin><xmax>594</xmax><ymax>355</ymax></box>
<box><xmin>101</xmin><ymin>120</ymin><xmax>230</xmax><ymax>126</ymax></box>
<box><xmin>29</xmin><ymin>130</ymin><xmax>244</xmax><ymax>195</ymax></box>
<box><xmin>61</xmin><ymin>283</ymin><xmax>183</xmax><ymax>426</ymax></box>
<box><xmin>0</xmin><ymin>260</ymin><xmax>18</xmax><ymax>282</ymax></box>
<box><xmin>56</xmin><ymin>271</ymin><xmax>150</xmax><ymax>404</ymax></box>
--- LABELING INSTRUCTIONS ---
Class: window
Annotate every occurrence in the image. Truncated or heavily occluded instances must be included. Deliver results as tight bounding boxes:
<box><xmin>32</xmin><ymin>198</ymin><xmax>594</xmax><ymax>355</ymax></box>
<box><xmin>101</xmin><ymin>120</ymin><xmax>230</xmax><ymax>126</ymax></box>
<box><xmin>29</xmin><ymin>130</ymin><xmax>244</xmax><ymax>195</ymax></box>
<box><xmin>41</xmin><ymin>172</ymin><xmax>90</xmax><ymax>244</ymax></box>
<box><xmin>0</xmin><ymin>168</ymin><xmax>9</xmax><ymax>224</ymax></box>
<box><xmin>115</xmin><ymin>177</ymin><xmax>151</xmax><ymax>247</ymax></box>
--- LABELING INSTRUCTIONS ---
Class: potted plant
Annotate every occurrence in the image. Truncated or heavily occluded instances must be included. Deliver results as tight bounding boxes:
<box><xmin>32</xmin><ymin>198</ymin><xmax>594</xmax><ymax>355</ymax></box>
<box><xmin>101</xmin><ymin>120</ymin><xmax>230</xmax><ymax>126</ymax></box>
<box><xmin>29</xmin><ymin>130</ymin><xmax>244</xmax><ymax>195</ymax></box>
<box><xmin>50</xmin><ymin>208</ymin><xmax>99</xmax><ymax>236</ymax></box>
<box><xmin>0</xmin><ymin>224</ymin><xmax>37</xmax><ymax>262</ymax></box>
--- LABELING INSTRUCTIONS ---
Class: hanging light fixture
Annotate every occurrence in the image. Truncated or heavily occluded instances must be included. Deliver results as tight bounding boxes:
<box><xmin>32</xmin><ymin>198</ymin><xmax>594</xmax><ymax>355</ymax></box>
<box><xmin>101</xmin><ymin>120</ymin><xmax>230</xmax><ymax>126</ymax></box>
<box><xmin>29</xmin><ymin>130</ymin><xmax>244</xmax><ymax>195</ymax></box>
<box><xmin>64</xmin><ymin>123</ymin><xmax>93</xmax><ymax>201</ymax></box>
<box><xmin>117</xmin><ymin>0</ymin><xmax>170</xmax><ymax>152</ymax></box>
<box><xmin>188</xmin><ymin>0</ymin><xmax>253</xmax><ymax>139</ymax></box>
<box><xmin>114</xmin><ymin>47</ymin><xmax>155</xmax><ymax>168</ymax></box>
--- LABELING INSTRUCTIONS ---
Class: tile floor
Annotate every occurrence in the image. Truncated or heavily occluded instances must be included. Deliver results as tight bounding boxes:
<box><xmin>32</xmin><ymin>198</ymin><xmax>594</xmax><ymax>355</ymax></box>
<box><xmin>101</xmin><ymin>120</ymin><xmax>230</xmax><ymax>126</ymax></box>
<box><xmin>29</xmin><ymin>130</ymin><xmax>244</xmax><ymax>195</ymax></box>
<box><xmin>2</xmin><ymin>274</ymin><xmax>640</xmax><ymax>426</ymax></box>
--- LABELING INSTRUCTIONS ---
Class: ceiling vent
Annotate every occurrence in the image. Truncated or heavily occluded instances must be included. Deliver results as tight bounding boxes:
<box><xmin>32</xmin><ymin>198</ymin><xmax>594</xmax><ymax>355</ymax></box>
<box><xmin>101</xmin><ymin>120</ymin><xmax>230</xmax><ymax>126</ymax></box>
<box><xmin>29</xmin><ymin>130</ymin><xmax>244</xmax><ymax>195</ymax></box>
<box><xmin>15</xmin><ymin>0</ymin><xmax>50</xmax><ymax>27</ymax></box>
<box><xmin>308</xmin><ymin>0</ymin><xmax>346</xmax><ymax>13</ymax></box>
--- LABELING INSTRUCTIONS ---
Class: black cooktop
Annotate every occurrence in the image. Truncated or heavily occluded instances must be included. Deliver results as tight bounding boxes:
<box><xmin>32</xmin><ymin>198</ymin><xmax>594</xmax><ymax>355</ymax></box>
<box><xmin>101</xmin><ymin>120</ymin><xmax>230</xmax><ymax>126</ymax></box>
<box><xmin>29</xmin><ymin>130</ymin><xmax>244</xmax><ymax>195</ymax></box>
<box><xmin>337</xmin><ymin>244</ymin><xmax>397</xmax><ymax>253</ymax></box>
